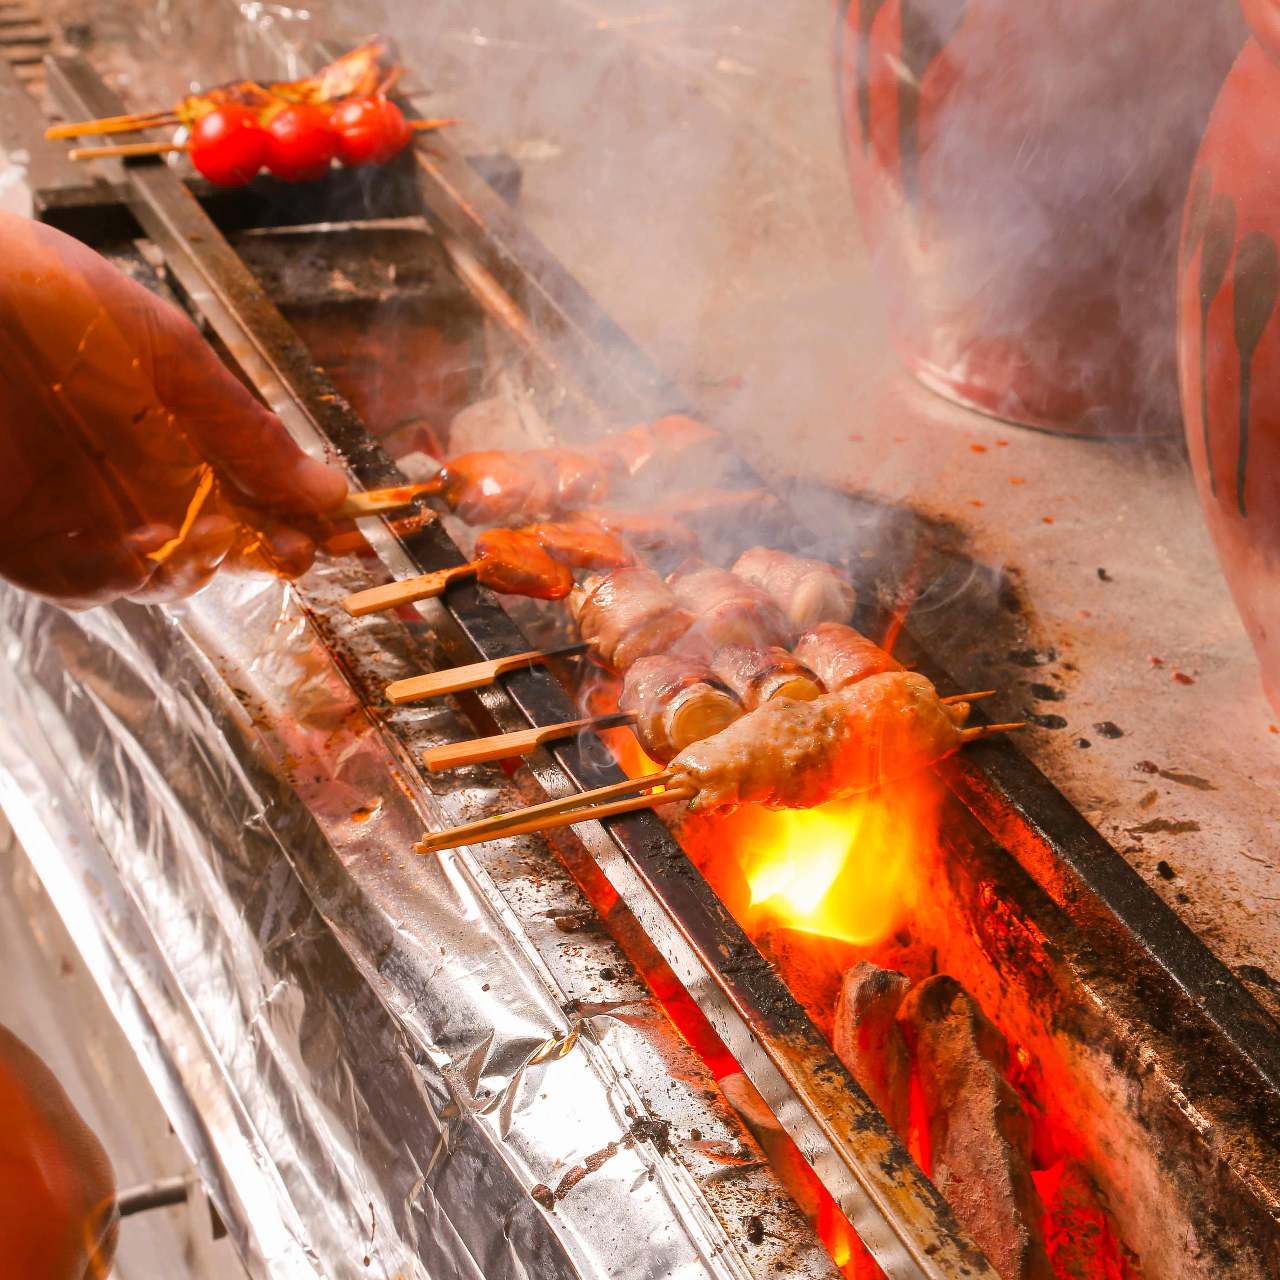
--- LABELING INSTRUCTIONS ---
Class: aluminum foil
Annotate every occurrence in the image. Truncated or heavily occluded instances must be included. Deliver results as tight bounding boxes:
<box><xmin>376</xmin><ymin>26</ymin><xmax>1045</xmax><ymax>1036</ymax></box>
<box><xmin>0</xmin><ymin>550</ymin><xmax>838</xmax><ymax>1280</ymax></box>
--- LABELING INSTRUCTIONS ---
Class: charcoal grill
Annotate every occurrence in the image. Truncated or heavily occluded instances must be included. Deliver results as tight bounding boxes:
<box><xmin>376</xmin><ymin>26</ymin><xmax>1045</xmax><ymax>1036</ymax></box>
<box><xmin>1</xmin><ymin>24</ymin><xmax>1278</xmax><ymax>1280</ymax></box>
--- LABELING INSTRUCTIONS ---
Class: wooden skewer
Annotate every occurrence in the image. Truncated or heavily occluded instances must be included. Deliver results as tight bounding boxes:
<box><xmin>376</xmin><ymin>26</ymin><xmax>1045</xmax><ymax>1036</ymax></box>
<box><xmin>68</xmin><ymin>140</ymin><xmax>187</xmax><ymax>161</ymax></box>
<box><xmin>386</xmin><ymin>642</ymin><xmax>590</xmax><ymax>703</ymax></box>
<box><xmin>959</xmin><ymin>721</ymin><xmax>1026</xmax><ymax>741</ymax></box>
<box><xmin>941</xmin><ymin>690</ymin><xmax>997</xmax><ymax>705</ymax></box>
<box><xmin>417</xmin><ymin>770</ymin><xmax>677</xmax><ymax>853</ymax></box>
<box><xmin>343</xmin><ymin>563</ymin><xmax>477</xmax><ymax>616</ymax></box>
<box><xmin>409</xmin><ymin>117</ymin><xmax>460</xmax><ymax>132</ymax></box>
<box><xmin>46</xmin><ymin>110</ymin><xmax>180</xmax><ymax>140</ymax></box>
<box><xmin>424</xmin><ymin>787</ymin><xmax>695</xmax><ymax>853</ymax></box>
<box><xmin>331</xmin><ymin>478</ymin><xmax>443</xmax><ymax>520</ymax></box>
<box><xmin>422</xmin><ymin>711</ymin><xmax>635</xmax><ymax>771</ymax></box>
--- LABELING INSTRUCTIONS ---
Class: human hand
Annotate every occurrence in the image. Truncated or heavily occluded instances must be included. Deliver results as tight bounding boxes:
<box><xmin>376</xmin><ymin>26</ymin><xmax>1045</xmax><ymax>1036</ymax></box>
<box><xmin>0</xmin><ymin>1025</ymin><xmax>116</xmax><ymax>1279</ymax></box>
<box><xmin>0</xmin><ymin>211</ymin><xmax>348</xmax><ymax>609</ymax></box>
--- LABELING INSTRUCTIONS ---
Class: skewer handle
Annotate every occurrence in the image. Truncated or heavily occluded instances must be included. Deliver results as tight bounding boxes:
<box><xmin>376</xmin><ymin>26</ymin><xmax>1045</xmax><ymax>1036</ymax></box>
<box><xmin>331</xmin><ymin>478</ymin><xmax>443</xmax><ymax>520</ymax></box>
<box><xmin>68</xmin><ymin>141</ymin><xmax>187</xmax><ymax>161</ymax></box>
<box><xmin>422</xmin><ymin>711</ymin><xmax>635</xmax><ymax>771</ymax></box>
<box><xmin>45</xmin><ymin>111</ymin><xmax>180</xmax><ymax>140</ymax></box>
<box><xmin>423</xmin><ymin>786</ymin><xmax>694</xmax><ymax>854</ymax></box>
<box><xmin>385</xmin><ymin>641</ymin><xmax>590</xmax><ymax>703</ymax></box>
<box><xmin>343</xmin><ymin>563</ymin><xmax>477</xmax><ymax>616</ymax></box>
<box><xmin>417</xmin><ymin>770</ymin><xmax>677</xmax><ymax>852</ymax></box>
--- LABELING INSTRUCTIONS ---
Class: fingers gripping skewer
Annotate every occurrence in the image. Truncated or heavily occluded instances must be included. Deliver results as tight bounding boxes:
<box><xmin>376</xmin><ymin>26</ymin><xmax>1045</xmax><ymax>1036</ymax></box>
<box><xmin>417</xmin><ymin>771</ymin><xmax>681</xmax><ymax>853</ymax></box>
<box><xmin>385</xmin><ymin>642</ymin><xmax>591</xmax><ymax>703</ymax></box>
<box><xmin>343</xmin><ymin>564</ymin><xmax>477</xmax><ymax>616</ymax></box>
<box><xmin>422</xmin><ymin>712</ymin><xmax>635</xmax><ymax>771</ymax></box>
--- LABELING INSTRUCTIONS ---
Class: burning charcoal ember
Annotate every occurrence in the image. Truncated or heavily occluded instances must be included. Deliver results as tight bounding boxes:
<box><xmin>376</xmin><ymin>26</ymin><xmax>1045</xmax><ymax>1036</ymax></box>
<box><xmin>1037</xmin><ymin>1161</ymin><xmax>1138</xmax><ymax>1280</ymax></box>
<box><xmin>833</xmin><ymin>964</ymin><xmax>912</xmax><ymax>1140</ymax></box>
<box><xmin>898</xmin><ymin>976</ymin><xmax>1052</xmax><ymax>1280</ymax></box>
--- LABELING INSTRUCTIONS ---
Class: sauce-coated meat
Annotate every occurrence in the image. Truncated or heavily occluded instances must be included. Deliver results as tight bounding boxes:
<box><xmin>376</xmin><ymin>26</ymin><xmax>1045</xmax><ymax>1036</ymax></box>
<box><xmin>473</xmin><ymin>528</ymin><xmax>574</xmax><ymax>599</ymax></box>
<box><xmin>529</xmin><ymin>516</ymin><xmax>636</xmax><ymax>570</ymax></box>
<box><xmin>436</xmin><ymin>449</ymin><xmax>612</xmax><ymax>525</ymax></box>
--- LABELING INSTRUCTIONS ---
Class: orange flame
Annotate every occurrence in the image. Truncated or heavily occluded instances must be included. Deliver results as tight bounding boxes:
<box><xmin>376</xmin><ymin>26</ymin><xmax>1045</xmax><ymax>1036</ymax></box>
<box><xmin>687</xmin><ymin>781</ymin><xmax>938</xmax><ymax>949</ymax></box>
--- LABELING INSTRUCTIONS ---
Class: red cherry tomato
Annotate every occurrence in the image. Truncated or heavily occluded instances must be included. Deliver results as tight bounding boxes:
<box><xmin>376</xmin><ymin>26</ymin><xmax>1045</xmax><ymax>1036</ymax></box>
<box><xmin>329</xmin><ymin>96</ymin><xmax>412</xmax><ymax>167</ymax></box>
<box><xmin>189</xmin><ymin>105</ymin><xmax>268</xmax><ymax>187</ymax></box>
<box><xmin>265</xmin><ymin>104</ymin><xmax>336</xmax><ymax>182</ymax></box>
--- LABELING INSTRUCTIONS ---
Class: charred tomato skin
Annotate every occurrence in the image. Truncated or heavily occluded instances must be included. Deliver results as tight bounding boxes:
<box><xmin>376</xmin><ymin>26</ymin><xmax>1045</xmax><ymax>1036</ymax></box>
<box><xmin>264</xmin><ymin>103</ymin><xmax>337</xmax><ymax>182</ymax></box>
<box><xmin>189</xmin><ymin>104</ymin><xmax>268</xmax><ymax>187</ymax></box>
<box><xmin>330</xmin><ymin>95</ymin><xmax>412</xmax><ymax>166</ymax></box>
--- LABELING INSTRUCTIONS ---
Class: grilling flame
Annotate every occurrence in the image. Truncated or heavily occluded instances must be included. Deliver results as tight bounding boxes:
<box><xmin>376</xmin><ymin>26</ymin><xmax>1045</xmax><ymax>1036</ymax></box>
<box><xmin>726</xmin><ymin>782</ymin><xmax>937</xmax><ymax>947</ymax></box>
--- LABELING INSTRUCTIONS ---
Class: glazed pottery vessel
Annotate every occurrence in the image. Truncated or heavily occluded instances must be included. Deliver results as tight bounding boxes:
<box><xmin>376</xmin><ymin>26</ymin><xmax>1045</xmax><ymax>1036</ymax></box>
<box><xmin>1178</xmin><ymin>7</ymin><xmax>1280</xmax><ymax>711</ymax></box>
<box><xmin>836</xmin><ymin>0</ymin><xmax>1244</xmax><ymax>435</ymax></box>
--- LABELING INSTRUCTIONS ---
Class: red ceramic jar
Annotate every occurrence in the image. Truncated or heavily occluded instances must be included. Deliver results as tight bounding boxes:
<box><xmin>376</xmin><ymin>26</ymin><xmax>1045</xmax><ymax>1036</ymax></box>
<box><xmin>1177</xmin><ymin>9</ymin><xmax>1280</xmax><ymax>711</ymax></box>
<box><xmin>836</xmin><ymin>0</ymin><xmax>1244</xmax><ymax>436</ymax></box>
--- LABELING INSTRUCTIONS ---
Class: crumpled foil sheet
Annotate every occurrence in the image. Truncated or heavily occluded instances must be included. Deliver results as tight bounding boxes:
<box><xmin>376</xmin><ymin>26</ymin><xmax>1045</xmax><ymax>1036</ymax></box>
<box><xmin>0</xmin><ymin>553</ymin><xmax>838</xmax><ymax>1280</ymax></box>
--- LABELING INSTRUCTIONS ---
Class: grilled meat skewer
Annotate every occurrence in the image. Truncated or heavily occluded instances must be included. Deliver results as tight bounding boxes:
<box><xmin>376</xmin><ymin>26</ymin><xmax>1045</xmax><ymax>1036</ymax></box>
<box><xmin>794</xmin><ymin>622</ymin><xmax>902</xmax><ymax>692</ymax></box>
<box><xmin>732</xmin><ymin>547</ymin><xmax>857</xmax><ymax>630</ymax></box>
<box><xmin>669</xmin><ymin>671</ymin><xmax>969</xmax><ymax>813</ymax></box>
<box><xmin>619</xmin><ymin>656</ymin><xmax>744</xmax><ymax>761</ymax></box>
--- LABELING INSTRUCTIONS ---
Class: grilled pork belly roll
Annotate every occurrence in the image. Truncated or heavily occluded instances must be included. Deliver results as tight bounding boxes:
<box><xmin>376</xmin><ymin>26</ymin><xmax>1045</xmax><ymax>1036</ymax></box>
<box><xmin>709</xmin><ymin>644</ymin><xmax>823</xmax><ymax>710</ymax></box>
<box><xmin>669</xmin><ymin>671</ymin><xmax>969</xmax><ymax>813</ymax></box>
<box><xmin>794</xmin><ymin>622</ymin><xmax>901</xmax><ymax>692</ymax></box>
<box><xmin>732</xmin><ymin>547</ymin><xmax>857</xmax><ymax>630</ymax></box>
<box><xmin>620</xmin><ymin>655</ymin><xmax>743</xmax><ymax>762</ymax></box>
<box><xmin>572</xmin><ymin>567</ymin><xmax>697</xmax><ymax>672</ymax></box>
<box><xmin>473</xmin><ymin>529</ymin><xmax>575</xmax><ymax>599</ymax></box>
<box><xmin>667</xmin><ymin>559</ymin><xmax>795</xmax><ymax>660</ymax></box>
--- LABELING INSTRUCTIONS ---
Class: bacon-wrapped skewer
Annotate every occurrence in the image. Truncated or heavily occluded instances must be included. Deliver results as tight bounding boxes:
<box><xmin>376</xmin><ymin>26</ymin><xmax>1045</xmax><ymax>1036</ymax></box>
<box><xmin>619</xmin><ymin>656</ymin><xmax>743</xmax><ymax>762</ymax></box>
<box><xmin>708</xmin><ymin>644</ymin><xmax>823</xmax><ymax>709</ymax></box>
<box><xmin>570</xmin><ymin>567</ymin><xmax>697</xmax><ymax>672</ymax></box>
<box><xmin>732</xmin><ymin>547</ymin><xmax>857</xmax><ymax>631</ymax></box>
<box><xmin>667</xmin><ymin>559</ymin><xmax>795</xmax><ymax>659</ymax></box>
<box><xmin>794</xmin><ymin>622</ymin><xmax>902</xmax><ymax>692</ymax></box>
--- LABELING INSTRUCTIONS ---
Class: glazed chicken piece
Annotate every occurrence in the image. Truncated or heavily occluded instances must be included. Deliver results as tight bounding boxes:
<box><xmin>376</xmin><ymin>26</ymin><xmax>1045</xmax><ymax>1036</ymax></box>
<box><xmin>619</xmin><ymin>655</ymin><xmax>743</xmax><ymax>762</ymax></box>
<box><xmin>794</xmin><ymin>622</ymin><xmax>902</xmax><ymax>692</ymax></box>
<box><xmin>528</xmin><ymin>516</ymin><xmax>637</xmax><ymax>571</ymax></box>
<box><xmin>436</xmin><ymin>449</ymin><xmax>614</xmax><ymax>525</ymax></box>
<box><xmin>473</xmin><ymin>529</ymin><xmax>575</xmax><ymax>600</ymax></box>
<box><xmin>708</xmin><ymin>644</ymin><xmax>824</xmax><ymax>710</ymax></box>
<box><xmin>669</xmin><ymin>671</ymin><xmax>969</xmax><ymax>813</ymax></box>
<box><xmin>571</xmin><ymin>567</ymin><xmax>697</xmax><ymax>672</ymax></box>
<box><xmin>589</xmin><ymin>415</ymin><xmax>721</xmax><ymax>478</ymax></box>
<box><xmin>732</xmin><ymin>547</ymin><xmax>857</xmax><ymax>631</ymax></box>
<box><xmin>667</xmin><ymin>559</ymin><xmax>795</xmax><ymax>659</ymax></box>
